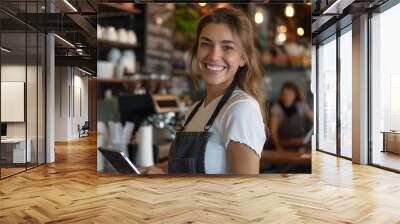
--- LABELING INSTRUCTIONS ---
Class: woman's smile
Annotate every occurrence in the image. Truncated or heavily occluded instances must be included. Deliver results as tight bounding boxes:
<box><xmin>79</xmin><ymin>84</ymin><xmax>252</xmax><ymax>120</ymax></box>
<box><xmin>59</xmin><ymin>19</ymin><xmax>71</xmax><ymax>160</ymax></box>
<box><xmin>203</xmin><ymin>62</ymin><xmax>228</xmax><ymax>73</ymax></box>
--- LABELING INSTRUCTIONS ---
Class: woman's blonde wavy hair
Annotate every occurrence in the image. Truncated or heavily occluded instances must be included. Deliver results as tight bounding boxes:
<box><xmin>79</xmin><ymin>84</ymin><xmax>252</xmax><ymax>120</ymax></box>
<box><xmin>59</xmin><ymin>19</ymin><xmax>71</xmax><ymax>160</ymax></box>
<box><xmin>189</xmin><ymin>7</ymin><xmax>268</xmax><ymax>127</ymax></box>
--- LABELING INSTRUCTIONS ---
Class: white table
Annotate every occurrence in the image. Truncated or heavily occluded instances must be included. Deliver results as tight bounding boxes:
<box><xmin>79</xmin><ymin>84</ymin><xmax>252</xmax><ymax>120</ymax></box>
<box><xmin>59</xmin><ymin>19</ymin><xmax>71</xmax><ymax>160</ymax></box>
<box><xmin>1</xmin><ymin>138</ymin><xmax>31</xmax><ymax>163</ymax></box>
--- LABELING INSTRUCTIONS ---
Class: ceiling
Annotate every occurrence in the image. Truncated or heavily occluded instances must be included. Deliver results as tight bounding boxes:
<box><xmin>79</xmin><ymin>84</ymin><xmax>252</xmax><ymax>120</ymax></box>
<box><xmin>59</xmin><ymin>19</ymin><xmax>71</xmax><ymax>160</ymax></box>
<box><xmin>311</xmin><ymin>0</ymin><xmax>389</xmax><ymax>43</ymax></box>
<box><xmin>0</xmin><ymin>0</ymin><xmax>121</xmax><ymax>72</ymax></box>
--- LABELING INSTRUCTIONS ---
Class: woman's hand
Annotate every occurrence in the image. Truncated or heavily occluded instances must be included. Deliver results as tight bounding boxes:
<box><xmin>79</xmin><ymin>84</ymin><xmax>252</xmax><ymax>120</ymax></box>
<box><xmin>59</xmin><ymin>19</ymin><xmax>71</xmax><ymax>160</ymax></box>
<box><xmin>139</xmin><ymin>165</ymin><xmax>166</xmax><ymax>174</ymax></box>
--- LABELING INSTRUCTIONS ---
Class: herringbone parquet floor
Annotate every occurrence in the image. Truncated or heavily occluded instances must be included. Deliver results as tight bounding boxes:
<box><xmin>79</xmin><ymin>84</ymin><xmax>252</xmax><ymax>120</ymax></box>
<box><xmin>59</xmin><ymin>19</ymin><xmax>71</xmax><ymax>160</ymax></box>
<box><xmin>1</xmin><ymin>135</ymin><xmax>400</xmax><ymax>223</ymax></box>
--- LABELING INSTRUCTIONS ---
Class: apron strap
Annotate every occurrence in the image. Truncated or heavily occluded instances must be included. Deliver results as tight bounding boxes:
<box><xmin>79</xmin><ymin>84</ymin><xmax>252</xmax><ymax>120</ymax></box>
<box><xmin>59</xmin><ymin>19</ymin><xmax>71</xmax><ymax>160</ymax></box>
<box><xmin>181</xmin><ymin>98</ymin><xmax>204</xmax><ymax>131</ymax></box>
<box><xmin>204</xmin><ymin>74</ymin><xmax>239</xmax><ymax>131</ymax></box>
<box><xmin>181</xmin><ymin>74</ymin><xmax>240</xmax><ymax>132</ymax></box>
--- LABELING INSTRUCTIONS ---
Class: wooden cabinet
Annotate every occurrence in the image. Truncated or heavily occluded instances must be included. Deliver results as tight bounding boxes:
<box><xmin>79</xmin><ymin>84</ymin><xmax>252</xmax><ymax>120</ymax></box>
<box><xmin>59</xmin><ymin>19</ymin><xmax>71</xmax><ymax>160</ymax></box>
<box><xmin>382</xmin><ymin>132</ymin><xmax>400</xmax><ymax>154</ymax></box>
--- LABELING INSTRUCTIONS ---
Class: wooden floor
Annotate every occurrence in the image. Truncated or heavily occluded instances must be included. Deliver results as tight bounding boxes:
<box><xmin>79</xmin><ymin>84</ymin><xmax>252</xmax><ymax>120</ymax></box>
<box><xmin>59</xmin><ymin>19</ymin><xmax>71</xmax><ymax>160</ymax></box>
<box><xmin>1</xmin><ymin>135</ymin><xmax>400</xmax><ymax>223</ymax></box>
<box><xmin>1</xmin><ymin>164</ymin><xmax>43</xmax><ymax>178</ymax></box>
<box><xmin>1</xmin><ymin>167</ymin><xmax>25</xmax><ymax>178</ymax></box>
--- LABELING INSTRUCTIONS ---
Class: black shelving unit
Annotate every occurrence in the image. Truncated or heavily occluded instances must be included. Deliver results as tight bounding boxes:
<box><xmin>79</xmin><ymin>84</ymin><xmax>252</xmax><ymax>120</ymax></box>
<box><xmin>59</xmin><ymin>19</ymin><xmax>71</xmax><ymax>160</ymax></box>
<box><xmin>97</xmin><ymin>3</ymin><xmax>178</xmax><ymax>99</ymax></box>
<box><xmin>97</xmin><ymin>3</ymin><xmax>146</xmax><ymax>99</ymax></box>
<box><xmin>98</xmin><ymin>3</ymin><xmax>145</xmax><ymax>65</ymax></box>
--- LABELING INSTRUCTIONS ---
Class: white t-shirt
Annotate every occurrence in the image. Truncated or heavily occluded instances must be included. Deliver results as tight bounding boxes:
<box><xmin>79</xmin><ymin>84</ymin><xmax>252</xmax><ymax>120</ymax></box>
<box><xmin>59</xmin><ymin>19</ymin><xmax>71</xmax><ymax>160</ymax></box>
<box><xmin>184</xmin><ymin>90</ymin><xmax>266</xmax><ymax>174</ymax></box>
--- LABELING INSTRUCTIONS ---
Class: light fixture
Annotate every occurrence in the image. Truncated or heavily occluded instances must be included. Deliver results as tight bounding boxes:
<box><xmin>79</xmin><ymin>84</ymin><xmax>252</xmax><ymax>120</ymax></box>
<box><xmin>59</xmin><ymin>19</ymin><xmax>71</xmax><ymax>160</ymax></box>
<box><xmin>54</xmin><ymin>34</ymin><xmax>75</xmax><ymax>48</ymax></box>
<box><xmin>254</xmin><ymin>11</ymin><xmax>264</xmax><ymax>24</ymax></box>
<box><xmin>216</xmin><ymin>3</ymin><xmax>229</xmax><ymax>8</ymax></box>
<box><xmin>76</xmin><ymin>48</ymin><xmax>84</xmax><ymax>55</ymax></box>
<box><xmin>198</xmin><ymin>3</ymin><xmax>206</xmax><ymax>7</ymax></box>
<box><xmin>155</xmin><ymin>16</ymin><xmax>163</xmax><ymax>25</ymax></box>
<box><xmin>1</xmin><ymin>47</ymin><xmax>11</xmax><ymax>53</ymax></box>
<box><xmin>277</xmin><ymin>25</ymin><xmax>287</xmax><ymax>33</ymax></box>
<box><xmin>285</xmin><ymin>4</ymin><xmax>295</xmax><ymax>18</ymax></box>
<box><xmin>297</xmin><ymin>27</ymin><xmax>305</xmax><ymax>37</ymax></box>
<box><xmin>78</xmin><ymin>67</ymin><xmax>93</xmax><ymax>76</ymax></box>
<box><xmin>63</xmin><ymin>0</ymin><xmax>78</xmax><ymax>12</ymax></box>
<box><xmin>278</xmin><ymin>33</ymin><xmax>286</xmax><ymax>42</ymax></box>
<box><xmin>275</xmin><ymin>33</ymin><xmax>287</xmax><ymax>45</ymax></box>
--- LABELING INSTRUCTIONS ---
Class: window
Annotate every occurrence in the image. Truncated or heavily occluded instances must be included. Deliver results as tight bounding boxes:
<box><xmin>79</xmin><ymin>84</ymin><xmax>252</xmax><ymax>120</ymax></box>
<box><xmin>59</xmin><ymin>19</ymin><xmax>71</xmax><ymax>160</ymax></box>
<box><xmin>339</xmin><ymin>28</ymin><xmax>352</xmax><ymax>158</ymax></box>
<box><xmin>371</xmin><ymin>3</ymin><xmax>400</xmax><ymax>171</ymax></box>
<box><xmin>0</xmin><ymin>1</ymin><xmax>47</xmax><ymax>179</ymax></box>
<box><xmin>317</xmin><ymin>36</ymin><xmax>337</xmax><ymax>154</ymax></box>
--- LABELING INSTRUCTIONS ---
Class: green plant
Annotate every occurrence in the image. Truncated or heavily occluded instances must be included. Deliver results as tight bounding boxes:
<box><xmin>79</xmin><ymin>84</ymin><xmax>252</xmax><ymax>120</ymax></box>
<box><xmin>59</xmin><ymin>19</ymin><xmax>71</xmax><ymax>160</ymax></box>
<box><xmin>172</xmin><ymin>7</ymin><xmax>200</xmax><ymax>41</ymax></box>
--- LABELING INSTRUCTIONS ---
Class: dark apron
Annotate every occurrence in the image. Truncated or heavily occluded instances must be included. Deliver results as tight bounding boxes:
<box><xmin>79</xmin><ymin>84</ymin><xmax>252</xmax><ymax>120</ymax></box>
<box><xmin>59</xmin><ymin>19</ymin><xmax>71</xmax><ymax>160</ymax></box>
<box><xmin>168</xmin><ymin>77</ymin><xmax>238</xmax><ymax>174</ymax></box>
<box><xmin>277</xmin><ymin>104</ymin><xmax>306</xmax><ymax>140</ymax></box>
<box><xmin>277</xmin><ymin>103</ymin><xmax>306</xmax><ymax>150</ymax></box>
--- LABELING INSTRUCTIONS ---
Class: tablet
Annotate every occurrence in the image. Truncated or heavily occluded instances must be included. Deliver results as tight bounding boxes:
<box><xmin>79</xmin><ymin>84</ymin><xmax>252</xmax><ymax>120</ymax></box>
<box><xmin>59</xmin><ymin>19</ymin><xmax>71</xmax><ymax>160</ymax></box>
<box><xmin>98</xmin><ymin>147</ymin><xmax>141</xmax><ymax>174</ymax></box>
<box><xmin>303</xmin><ymin>127</ymin><xmax>313</xmax><ymax>144</ymax></box>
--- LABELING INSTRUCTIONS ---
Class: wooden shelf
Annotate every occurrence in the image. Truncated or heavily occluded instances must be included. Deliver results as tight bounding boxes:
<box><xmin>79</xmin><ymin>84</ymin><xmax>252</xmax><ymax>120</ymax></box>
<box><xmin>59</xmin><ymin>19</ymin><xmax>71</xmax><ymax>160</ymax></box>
<box><xmin>100</xmin><ymin>3</ymin><xmax>140</xmax><ymax>14</ymax></box>
<box><xmin>172</xmin><ymin>69</ymin><xmax>189</xmax><ymax>76</ymax></box>
<box><xmin>98</xmin><ymin>39</ymin><xmax>140</xmax><ymax>49</ymax></box>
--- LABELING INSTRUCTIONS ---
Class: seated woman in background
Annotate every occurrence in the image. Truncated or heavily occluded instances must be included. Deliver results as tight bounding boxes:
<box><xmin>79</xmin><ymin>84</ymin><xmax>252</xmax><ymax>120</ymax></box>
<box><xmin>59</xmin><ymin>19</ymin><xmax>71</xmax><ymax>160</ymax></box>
<box><xmin>270</xmin><ymin>82</ymin><xmax>313</xmax><ymax>151</ymax></box>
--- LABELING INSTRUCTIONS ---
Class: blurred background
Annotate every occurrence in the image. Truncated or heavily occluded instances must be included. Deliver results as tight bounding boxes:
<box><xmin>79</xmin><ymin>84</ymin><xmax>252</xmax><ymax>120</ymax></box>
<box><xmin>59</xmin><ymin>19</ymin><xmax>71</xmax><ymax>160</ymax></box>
<box><xmin>96</xmin><ymin>3</ymin><xmax>312</xmax><ymax>174</ymax></box>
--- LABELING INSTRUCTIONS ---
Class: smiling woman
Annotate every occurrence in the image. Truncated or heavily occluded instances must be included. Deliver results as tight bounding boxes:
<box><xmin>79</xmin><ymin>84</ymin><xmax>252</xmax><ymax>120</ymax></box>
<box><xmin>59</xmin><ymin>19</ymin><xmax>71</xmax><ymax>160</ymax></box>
<box><xmin>141</xmin><ymin>7</ymin><xmax>267</xmax><ymax>175</ymax></box>
<box><xmin>196</xmin><ymin>23</ymin><xmax>245</xmax><ymax>92</ymax></box>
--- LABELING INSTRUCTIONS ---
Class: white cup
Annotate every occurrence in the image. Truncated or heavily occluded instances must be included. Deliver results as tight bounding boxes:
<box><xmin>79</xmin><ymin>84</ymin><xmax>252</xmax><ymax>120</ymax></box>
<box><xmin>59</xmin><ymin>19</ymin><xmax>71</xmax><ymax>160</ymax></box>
<box><xmin>104</xmin><ymin>26</ymin><xmax>118</xmax><ymax>41</ymax></box>
<box><xmin>127</xmin><ymin>30</ymin><xmax>137</xmax><ymax>44</ymax></box>
<box><xmin>118</xmin><ymin>28</ymin><xmax>128</xmax><ymax>43</ymax></box>
<box><xmin>107</xmin><ymin>48</ymin><xmax>121</xmax><ymax>63</ymax></box>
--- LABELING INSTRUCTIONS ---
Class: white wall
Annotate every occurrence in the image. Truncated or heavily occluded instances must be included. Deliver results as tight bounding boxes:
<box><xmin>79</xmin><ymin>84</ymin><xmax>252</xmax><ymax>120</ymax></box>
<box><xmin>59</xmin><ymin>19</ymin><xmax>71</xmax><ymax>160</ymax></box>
<box><xmin>1</xmin><ymin>65</ymin><xmax>26</xmax><ymax>140</ymax></box>
<box><xmin>1</xmin><ymin>64</ymin><xmax>46</xmax><ymax>164</ymax></box>
<box><xmin>55</xmin><ymin>67</ymin><xmax>69</xmax><ymax>141</ymax></box>
<box><xmin>1</xmin><ymin>65</ymin><xmax>35</xmax><ymax>137</ymax></box>
<box><xmin>54</xmin><ymin>67</ymin><xmax>89</xmax><ymax>141</ymax></box>
<box><xmin>73</xmin><ymin>73</ymin><xmax>89</xmax><ymax>137</ymax></box>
